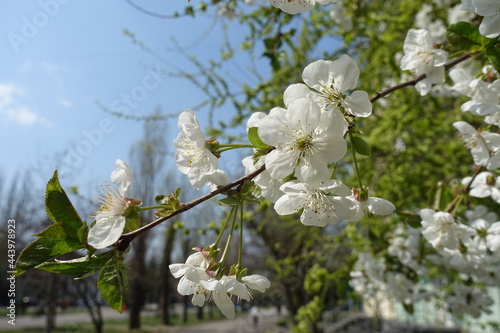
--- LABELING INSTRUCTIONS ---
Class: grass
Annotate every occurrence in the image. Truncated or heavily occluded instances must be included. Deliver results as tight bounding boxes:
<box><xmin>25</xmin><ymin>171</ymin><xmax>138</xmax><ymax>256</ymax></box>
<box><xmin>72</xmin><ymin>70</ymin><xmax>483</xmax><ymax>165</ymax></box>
<box><xmin>1</xmin><ymin>310</ymin><xmax>228</xmax><ymax>333</ymax></box>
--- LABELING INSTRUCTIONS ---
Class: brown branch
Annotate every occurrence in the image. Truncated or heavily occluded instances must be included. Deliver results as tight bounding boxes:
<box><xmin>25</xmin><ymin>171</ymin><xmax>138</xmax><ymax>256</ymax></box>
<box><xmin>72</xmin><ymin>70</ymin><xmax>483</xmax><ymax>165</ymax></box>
<box><xmin>117</xmin><ymin>165</ymin><xmax>266</xmax><ymax>250</ymax></box>
<box><xmin>370</xmin><ymin>51</ymin><xmax>474</xmax><ymax>103</ymax></box>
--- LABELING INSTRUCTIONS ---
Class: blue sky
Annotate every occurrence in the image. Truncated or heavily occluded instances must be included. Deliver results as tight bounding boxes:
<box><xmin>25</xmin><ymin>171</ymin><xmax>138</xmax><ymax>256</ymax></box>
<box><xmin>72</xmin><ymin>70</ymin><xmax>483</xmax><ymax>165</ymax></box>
<box><xmin>0</xmin><ymin>1</ymin><xmax>266</xmax><ymax>198</ymax></box>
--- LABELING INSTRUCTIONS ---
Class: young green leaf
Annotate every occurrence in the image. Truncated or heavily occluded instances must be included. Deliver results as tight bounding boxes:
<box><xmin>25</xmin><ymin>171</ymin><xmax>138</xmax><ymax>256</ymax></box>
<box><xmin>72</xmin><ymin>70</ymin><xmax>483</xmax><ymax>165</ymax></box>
<box><xmin>218</xmin><ymin>196</ymin><xmax>242</xmax><ymax>206</ymax></box>
<box><xmin>485</xmin><ymin>40</ymin><xmax>500</xmax><ymax>73</ymax></box>
<box><xmin>351</xmin><ymin>135</ymin><xmax>370</xmax><ymax>156</ymax></box>
<box><xmin>98</xmin><ymin>255</ymin><xmax>128</xmax><ymax>313</ymax></box>
<box><xmin>15</xmin><ymin>224</ymin><xmax>85</xmax><ymax>276</ymax></box>
<box><xmin>248</xmin><ymin>127</ymin><xmax>268</xmax><ymax>149</ymax></box>
<box><xmin>45</xmin><ymin>170</ymin><xmax>84</xmax><ymax>231</ymax></box>
<box><xmin>446</xmin><ymin>22</ymin><xmax>482</xmax><ymax>51</ymax></box>
<box><xmin>35</xmin><ymin>251</ymin><xmax>114</xmax><ymax>275</ymax></box>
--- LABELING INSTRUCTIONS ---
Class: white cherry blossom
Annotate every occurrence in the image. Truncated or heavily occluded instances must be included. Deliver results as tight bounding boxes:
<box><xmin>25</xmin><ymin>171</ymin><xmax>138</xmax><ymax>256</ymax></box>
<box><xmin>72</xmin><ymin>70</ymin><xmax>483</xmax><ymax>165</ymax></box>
<box><xmin>258</xmin><ymin>98</ymin><xmax>347</xmax><ymax>185</ymax></box>
<box><xmin>347</xmin><ymin>189</ymin><xmax>396</xmax><ymax>222</ymax></box>
<box><xmin>88</xmin><ymin>159</ymin><xmax>139</xmax><ymax>249</ymax></box>
<box><xmin>285</xmin><ymin>55</ymin><xmax>372</xmax><ymax>118</ymax></box>
<box><xmin>400</xmin><ymin>29</ymin><xmax>448</xmax><ymax>95</ymax></box>
<box><xmin>471</xmin><ymin>0</ymin><xmax>500</xmax><ymax>38</ymax></box>
<box><xmin>453</xmin><ymin>121</ymin><xmax>500</xmax><ymax>169</ymax></box>
<box><xmin>420</xmin><ymin>209</ymin><xmax>475</xmax><ymax>250</ymax></box>
<box><xmin>462</xmin><ymin>171</ymin><xmax>500</xmax><ymax>203</ymax></box>
<box><xmin>225</xmin><ymin>274</ymin><xmax>271</xmax><ymax>301</ymax></box>
<box><xmin>269</xmin><ymin>0</ymin><xmax>315</xmax><ymax>14</ymax></box>
<box><xmin>173</xmin><ymin>109</ymin><xmax>227</xmax><ymax>190</ymax></box>
<box><xmin>273</xmin><ymin>179</ymin><xmax>356</xmax><ymax>226</ymax></box>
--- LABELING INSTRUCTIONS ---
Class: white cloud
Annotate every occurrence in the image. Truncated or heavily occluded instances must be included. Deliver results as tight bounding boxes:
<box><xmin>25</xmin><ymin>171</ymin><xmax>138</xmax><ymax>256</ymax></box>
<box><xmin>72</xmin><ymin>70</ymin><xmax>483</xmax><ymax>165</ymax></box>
<box><xmin>58</xmin><ymin>97</ymin><xmax>73</xmax><ymax>108</ymax></box>
<box><xmin>41</xmin><ymin>62</ymin><xmax>63</xmax><ymax>83</ymax></box>
<box><xmin>0</xmin><ymin>83</ymin><xmax>52</xmax><ymax>127</ymax></box>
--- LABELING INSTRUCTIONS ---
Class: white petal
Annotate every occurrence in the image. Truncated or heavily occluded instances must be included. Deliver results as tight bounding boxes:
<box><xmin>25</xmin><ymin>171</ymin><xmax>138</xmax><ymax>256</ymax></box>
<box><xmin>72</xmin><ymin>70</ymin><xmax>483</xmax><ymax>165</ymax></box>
<box><xmin>283</xmin><ymin>83</ymin><xmax>310</xmax><ymax>107</ymax></box>
<box><xmin>271</xmin><ymin>0</ymin><xmax>315</xmax><ymax>14</ymax></box>
<box><xmin>343</xmin><ymin>90</ymin><xmax>372</xmax><ymax>117</ymax></box>
<box><xmin>330</xmin><ymin>55</ymin><xmax>361</xmax><ymax>92</ymax></box>
<box><xmin>110</xmin><ymin>159</ymin><xmax>132</xmax><ymax>196</ymax></box>
<box><xmin>87</xmin><ymin>215</ymin><xmax>126</xmax><ymax>249</ymax></box>
<box><xmin>213</xmin><ymin>291</ymin><xmax>235</xmax><ymax>319</ymax></box>
<box><xmin>242</xmin><ymin>274</ymin><xmax>271</xmax><ymax>293</ymax></box>
<box><xmin>366</xmin><ymin>197</ymin><xmax>396</xmax><ymax>216</ymax></box>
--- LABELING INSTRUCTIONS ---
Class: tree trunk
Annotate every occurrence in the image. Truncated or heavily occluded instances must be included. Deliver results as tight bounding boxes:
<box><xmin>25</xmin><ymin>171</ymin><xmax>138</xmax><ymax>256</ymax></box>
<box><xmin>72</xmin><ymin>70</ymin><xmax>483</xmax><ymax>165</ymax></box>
<box><xmin>159</xmin><ymin>222</ymin><xmax>176</xmax><ymax>325</ymax></box>
<box><xmin>129</xmin><ymin>235</ymin><xmax>147</xmax><ymax>329</ymax></box>
<box><xmin>44</xmin><ymin>274</ymin><xmax>56</xmax><ymax>333</ymax></box>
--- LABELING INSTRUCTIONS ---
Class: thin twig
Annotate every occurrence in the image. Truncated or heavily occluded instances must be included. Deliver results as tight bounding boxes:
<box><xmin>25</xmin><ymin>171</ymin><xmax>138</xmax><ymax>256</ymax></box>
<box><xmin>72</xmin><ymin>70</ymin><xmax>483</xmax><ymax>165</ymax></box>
<box><xmin>117</xmin><ymin>165</ymin><xmax>266</xmax><ymax>250</ymax></box>
<box><xmin>370</xmin><ymin>52</ymin><xmax>474</xmax><ymax>103</ymax></box>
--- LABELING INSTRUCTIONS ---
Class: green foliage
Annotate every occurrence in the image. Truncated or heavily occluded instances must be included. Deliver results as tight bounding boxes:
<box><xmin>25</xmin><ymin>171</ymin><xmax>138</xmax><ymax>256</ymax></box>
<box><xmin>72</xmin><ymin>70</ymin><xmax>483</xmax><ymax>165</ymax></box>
<box><xmin>97</xmin><ymin>253</ymin><xmax>129</xmax><ymax>313</ymax></box>
<box><xmin>350</xmin><ymin>135</ymin><xmax>370</xmax><ymax>156</ymax></box>
<box><xmin>16</xmin><ymin>171</ymin><xmax>86</xmax><ymax>276</ymax></box>
<box><xmin>248</xmin><ymin>127</ymin><xmax>268</xmax><ymax>149</ymax></box>
<box><xmin>446</xmin><ymin>22</ymin><xmax>483</xmax><ymax>52</ymax></box>
<box><xmin>45</xmin><ymin>170</ymin><xmax>85</xmax><ymax>231</ymax></box>
<box><xmin>485</xmin><ymin>38</ymin><xmax>500</xmax><ymax>72</ymax></box>
<box><xmin>35</xmin><ymin>251</ymin><xmax>114</xmax><ymax>275</ymax></box>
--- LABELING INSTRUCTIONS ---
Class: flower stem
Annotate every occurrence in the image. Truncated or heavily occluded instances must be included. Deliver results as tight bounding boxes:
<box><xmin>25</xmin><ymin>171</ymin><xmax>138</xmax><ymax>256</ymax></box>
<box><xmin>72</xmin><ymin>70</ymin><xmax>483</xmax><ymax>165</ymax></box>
<box><xmin>220</xmin><ymin>205</ymin><xmax>239</xmax><ymax>264</ymax></box>
<box><xmin>348</xmin><ymin>131</ymin><xmax>364</xmax><ymax>190</ymax></box>
<box><xmin>213</xmin><ymin>206</ymin><xmax>237</xmax><ymax>249</ymax></box>
<box><xmin>238</xmin><ymin>204</ymin><xmax>244</xmax><ymax>267</ymax></box>
<box><xmin>117</xmin><ymin>165</ymin><xmax>266</xmax><ymax>251</ymax></box>
<box><xmin>137</xmin><ymin>205</ymin><xmax>169</xmax><ymax>212</ymax></box>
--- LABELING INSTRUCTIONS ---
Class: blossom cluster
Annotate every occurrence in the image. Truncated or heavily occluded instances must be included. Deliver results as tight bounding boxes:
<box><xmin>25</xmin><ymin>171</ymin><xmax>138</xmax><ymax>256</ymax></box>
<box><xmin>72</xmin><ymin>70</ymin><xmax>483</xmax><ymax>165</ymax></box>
<box><xmin>350</xmin><ymin>3</ymin><xmax>500</xmax><ymax>321</ymax></box>
<box><xmin>168</xmin><ymin>54</ymin><xmax>395</xmax><ymax>316</ymax></box>
<box><xmin>244</xmin><ymin>55</ymin><xmax>394</xmax><ymax>226</ymax></box>
<box><xmin>169</xmin><ymin>250</ymin><xmax>270</xmax><ymax>319</ymax></box>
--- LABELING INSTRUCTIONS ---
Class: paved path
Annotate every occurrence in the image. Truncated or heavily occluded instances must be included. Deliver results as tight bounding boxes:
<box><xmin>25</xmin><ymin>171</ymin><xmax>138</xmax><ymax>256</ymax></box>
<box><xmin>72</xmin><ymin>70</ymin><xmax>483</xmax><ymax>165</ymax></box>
<box><xmin>0</xmin><ymin>307</ymin><xmax>129</xmax><ymax>331</ymax></box>
<box><xmin>169</xmin><ymin>308</ymin><xmax>289</xmax><ymax>333</ymax></box>
<box><xmin>1</xmin><ymin>307</ymin><xmax>289</xmax><ymax>332</ymax></box>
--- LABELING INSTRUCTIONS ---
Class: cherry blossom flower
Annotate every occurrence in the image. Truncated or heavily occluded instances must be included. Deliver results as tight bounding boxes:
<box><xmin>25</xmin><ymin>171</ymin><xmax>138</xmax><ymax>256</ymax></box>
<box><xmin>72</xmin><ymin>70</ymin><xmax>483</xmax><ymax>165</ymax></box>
<box><xmin>225</xmin><ymin>274</ymin><xmax>271</xmax><ymax>301</ymax></box>
<box><xmin>400</xmin><ymin>29</ymin><xmax>448</xmax><ymax>95</ymax></box>
<box><xmin>453</xmin><ymin>121</ymin><xmax>500</xmax><ymax>169</ymax></box>
<box><xmin>469</xmin><ymin>219</ymin><xmax>500</xmax><ymax>252</ymax></box>
<box><xmin>448</xmin><ymin>285</ymin><xmax>493</xmax><ymax>318</ymax></box>
<box><xmin>242</xmin><ymin>156</ymin><xmax>283</xmax><ymax>203</ymax></box>
<box><xmin>269</xmin><ymin>0</ymin><xmax>335</xmax><ymax>14</ymax></box>
<box><xmin>258</xmin><ymin>98</ymin><xmax>347</xmax><ymax>185</ymax></box>
<box><xmin>273</xmin><ymin>179</ymin><xmax>356</xmax><ymax>226</ymax></box>
<box><xmin>462</xmin><ymin>171</ymin><xmax>500</xmax><ymax>203</ymax></box>
<box><xmin>346</xmin><ymin>188</ymin><xmax>396</xmax><ymax>222</ymax></box>
<box><xmin>284</xmin><ymin>55</ymin><xmax>372</xmax><ymax>118</ymax></box>
<box><xmin>471</xmin><ymin>0</ymin><xmax>500</xmax><ymax>38</ymax></box>
<box><xmin>465</xmin><ymin>204</ymin><xmax>498</xmax><ymax>223</ymax></box>
<box><xmin>88</xmin><ymin>159</ymin><xmax>140</xmax><ymax>249</ymax></box>
<box><xmin>173</xmin><ymin>109</ymin><xmax>227</xmax><ymax>190</ymax></box>
<box><xmin>169</xmin><ymin>252</ymin><xmax>235</xmax><ymax>319</ymax></box>
<box><xmin>420</xmin><ymin>209</ymin><xmax>475</xmax><ymax>250</ymax></box>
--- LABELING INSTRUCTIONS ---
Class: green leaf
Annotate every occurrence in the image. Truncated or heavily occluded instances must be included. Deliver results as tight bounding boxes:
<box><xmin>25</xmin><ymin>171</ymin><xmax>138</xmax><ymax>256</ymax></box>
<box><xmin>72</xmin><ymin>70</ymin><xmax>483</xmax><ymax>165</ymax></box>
<box><xmin>45</xmin><ymin>170</ymin><xmax>84</xmax><ymax>231</ymax></box>
<box><xmin>248</xmin><ymin>127</ymin><xmax>268</xmax><ymax>149</ymax></box>
<box><xmin>98</xmin><ymin>255</ymin><xmax>128</xmax><ymax>313</ymax></box>
<box><xmin>35</xmin><ymin>251</ymin><xmax>114</xmax><ymax>275</ymax></box>
<box><xmin>485</xmin><ymin>39</ymin><xmax>500</xmax><ymax>73</ymax></box>
<box><xmin>446</xmin><ymin>22</ymin><xmax>482</xmax><ymax>51</ymax></box>
<box><xmin>15</xmin><ymin>224</ymin><xmax>85</xmax><ymax>276</ymax></box>
<box><xmin>351</xmin><ymin>135</ymin><xmax>370</xmax><ymax>156</ymax></box>
<box><xmin>218</xmin><ymin>196</ymin><xmax>241</xmax><ymax>206</ymax></box>
<box><xmin>123</xmin><ymin>212</ymin><xmax>140</xmax><ymax>234</ymax></box>
<box><xmin>403</xmin><ymin>302</ymin><xmax>414</xmax><ymax>315</ymax></box>
<box><xmin>398</xmin><ymin>211</ymin><xmax>422</xmax><ymax>229</ymax></box>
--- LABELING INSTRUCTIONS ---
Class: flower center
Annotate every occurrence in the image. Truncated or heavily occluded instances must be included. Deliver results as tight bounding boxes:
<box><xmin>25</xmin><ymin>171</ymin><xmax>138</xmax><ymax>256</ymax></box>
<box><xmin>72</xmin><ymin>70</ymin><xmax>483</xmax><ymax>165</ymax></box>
<box><xmin>312</xmin><ymin>78</ymin><xmax>346</xmax><ymax>111</ymax></box>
